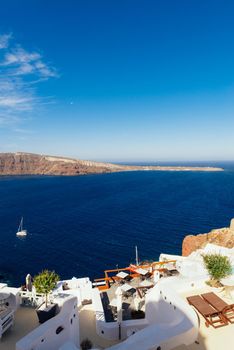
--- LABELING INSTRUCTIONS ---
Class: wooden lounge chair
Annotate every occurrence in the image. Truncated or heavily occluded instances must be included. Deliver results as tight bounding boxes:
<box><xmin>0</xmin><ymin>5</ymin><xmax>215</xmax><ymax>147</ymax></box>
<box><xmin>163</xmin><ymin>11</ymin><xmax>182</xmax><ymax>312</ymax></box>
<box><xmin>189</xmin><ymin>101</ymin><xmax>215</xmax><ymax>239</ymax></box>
<box><xmin>201</xmin><ymin>292</ymin><xmax>234</xmax><ymax>324</ymax></box>
<box><xmin>187</xmin><ymin>295</ymin><xmax>228</xmax><ymax>328</ymax></box>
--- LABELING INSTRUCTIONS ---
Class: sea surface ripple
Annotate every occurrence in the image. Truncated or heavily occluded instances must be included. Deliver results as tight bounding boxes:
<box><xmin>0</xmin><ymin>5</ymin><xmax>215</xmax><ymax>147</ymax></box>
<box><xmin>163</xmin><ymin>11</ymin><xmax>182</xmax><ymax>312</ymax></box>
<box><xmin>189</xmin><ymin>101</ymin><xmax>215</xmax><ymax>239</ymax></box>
<box><xmin>0</xmin><ymin>161</ymin><xmax>234</xmax><ymax>286</ymax></box>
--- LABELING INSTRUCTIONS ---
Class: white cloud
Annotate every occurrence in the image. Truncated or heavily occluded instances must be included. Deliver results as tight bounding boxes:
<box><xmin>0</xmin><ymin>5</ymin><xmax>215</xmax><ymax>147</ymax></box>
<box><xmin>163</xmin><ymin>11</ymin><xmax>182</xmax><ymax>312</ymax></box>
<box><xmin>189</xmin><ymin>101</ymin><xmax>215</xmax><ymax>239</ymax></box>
<box><xmin>0</xmin><ymin>76</ymin><xmax>37</xmax><ymax>112</ymax></box>
<box><xmin>13</xmin><ymin>128</ymin><xmax>34</xmax><ymax>134</ymax></box>
<box><xmin>3</xmin><ymin>47</ymin><xmax>40</xmax><ymax>64</ymax></box>
<box><xmin>0</xmin><ymin>112</ymin><xmax>20</xmax><ymax>126</ymax></box>
<box><xmin>16</xmin><ymin>62</ymin><xmax>35</xmax><ymax>75</ymax></box>
<box><xmin>1</xmin><ymin>46</ymin><xmax>58</xmax><ymax>78</ymax></box>
<box><xmin>0</xmin><ymin>96</ymin><xmax>34</xmax><ymax>110</ymax></box>
<box><xmin>0</xmin><ymin>33</ymin><xmax>58</xmax><ymax>127</ymax></box>
<box><xmin>0</xmin><ymin>33</ymin><xmax>12</xmax><ymax>49</ymax></box>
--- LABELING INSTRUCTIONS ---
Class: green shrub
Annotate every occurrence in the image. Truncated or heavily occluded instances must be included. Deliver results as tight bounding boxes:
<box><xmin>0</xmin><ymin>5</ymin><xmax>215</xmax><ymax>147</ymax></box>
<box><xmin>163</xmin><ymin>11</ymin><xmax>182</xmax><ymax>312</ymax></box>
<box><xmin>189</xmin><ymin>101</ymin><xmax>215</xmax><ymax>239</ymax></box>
<box><xmin>34</xmin><ymin>270</ymin><xmax>60</xmax><ymax>307</ymax></box>
<box><xmin>202</xmin><ymin>253</ymin><xmax>232</xmax><ymax>283</ymax></box>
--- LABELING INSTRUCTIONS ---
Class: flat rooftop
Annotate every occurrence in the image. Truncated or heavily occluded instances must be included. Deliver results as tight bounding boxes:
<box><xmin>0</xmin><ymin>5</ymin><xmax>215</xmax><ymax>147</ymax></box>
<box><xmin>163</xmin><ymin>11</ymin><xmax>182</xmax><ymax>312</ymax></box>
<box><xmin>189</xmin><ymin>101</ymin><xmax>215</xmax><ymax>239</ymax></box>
<box><xmin>0</xmin><ymin>306</ymin><xmax>38</xmax><ymax>350</ymax></box>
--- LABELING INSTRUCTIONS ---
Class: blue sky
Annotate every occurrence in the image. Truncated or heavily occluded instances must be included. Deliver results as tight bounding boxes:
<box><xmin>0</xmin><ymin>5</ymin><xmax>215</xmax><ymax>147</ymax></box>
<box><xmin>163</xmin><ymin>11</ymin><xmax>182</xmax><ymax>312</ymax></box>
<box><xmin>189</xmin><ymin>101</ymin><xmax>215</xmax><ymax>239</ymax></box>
<box><xmin>0</xmin><ymin>0</ymin><xmax>234</xmax><ymax>162</ymax></box>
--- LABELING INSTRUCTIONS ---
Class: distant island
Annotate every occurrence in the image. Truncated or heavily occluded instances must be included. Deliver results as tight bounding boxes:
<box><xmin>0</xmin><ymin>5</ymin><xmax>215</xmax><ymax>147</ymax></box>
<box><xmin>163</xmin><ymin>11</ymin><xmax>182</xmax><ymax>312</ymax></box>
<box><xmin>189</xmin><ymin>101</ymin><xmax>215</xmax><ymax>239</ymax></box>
<box><xmin>0</xmin><ymin>152</ymin><xmax>223</xmax><ymax>176</ymax></box>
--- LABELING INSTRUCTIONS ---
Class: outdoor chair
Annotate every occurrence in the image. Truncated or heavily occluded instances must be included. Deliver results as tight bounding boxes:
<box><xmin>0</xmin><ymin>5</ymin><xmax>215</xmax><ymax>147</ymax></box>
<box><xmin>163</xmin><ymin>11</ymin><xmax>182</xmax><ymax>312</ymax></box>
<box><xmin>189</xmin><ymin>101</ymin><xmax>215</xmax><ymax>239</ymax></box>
<box><xmin>145</xmin><ymin>272</ymin><xmax>152</xmax><ymax>279</ymax></box>
<box><xmin>125</xmin><ymin>275</ymin><xmax>133</xmax><ymax>282</ymax></box>
<box><xmin>187</xmin><ymin>295</ymin><xmax>228</xmax><ymax>328</ymax></box>
<box><xmin>201</xmin><ymin>292</ymin><xmax>234</xmax><ymax>324</ymax></box>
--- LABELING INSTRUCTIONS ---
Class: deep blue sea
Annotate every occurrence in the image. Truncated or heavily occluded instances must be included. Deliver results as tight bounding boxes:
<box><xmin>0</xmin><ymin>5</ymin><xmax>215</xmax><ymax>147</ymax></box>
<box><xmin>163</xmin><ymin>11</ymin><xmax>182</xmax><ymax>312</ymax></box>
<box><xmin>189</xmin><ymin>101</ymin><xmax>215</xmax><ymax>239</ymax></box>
<box><xmin>0</xmin><ymin>161</ymin><xmax>234</xmax><ymax>287</ymax></box>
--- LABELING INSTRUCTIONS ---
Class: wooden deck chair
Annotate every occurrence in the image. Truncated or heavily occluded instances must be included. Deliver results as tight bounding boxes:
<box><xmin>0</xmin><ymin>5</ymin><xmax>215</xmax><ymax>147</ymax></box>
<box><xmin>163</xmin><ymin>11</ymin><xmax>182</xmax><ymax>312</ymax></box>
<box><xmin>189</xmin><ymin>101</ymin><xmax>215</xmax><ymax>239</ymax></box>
<box><xmin>187</xmin><ymin>295</ymin><xmax>228</xmax><ymax>328</ymax></box>
<box><xmin>202</xmin><ymin>292</ymin><xmax>234</xmax><ymax>324</ymax></box>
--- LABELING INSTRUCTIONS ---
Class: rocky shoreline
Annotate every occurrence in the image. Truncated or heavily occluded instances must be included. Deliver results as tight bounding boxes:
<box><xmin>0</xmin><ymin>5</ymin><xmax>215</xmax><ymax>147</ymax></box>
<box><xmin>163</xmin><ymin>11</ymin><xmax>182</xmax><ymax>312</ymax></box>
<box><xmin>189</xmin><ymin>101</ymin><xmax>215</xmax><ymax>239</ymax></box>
<box><xmin>0</xmin><ymin>152</ymin><xmax>223</xmax><ymax>176</ymax></box>
<box><xmin>182</xmin><ymin>219</ymin><xmax>234</xmax><ymax>256</ymax></box>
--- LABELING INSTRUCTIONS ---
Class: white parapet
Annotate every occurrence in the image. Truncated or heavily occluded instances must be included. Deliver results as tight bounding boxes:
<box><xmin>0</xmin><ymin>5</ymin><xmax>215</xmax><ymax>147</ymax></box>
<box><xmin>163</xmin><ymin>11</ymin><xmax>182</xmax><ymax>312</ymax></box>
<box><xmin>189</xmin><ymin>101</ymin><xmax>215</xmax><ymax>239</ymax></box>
<box><xmin>16</xmin><ymin>295</ymin><xmax>79</xmax><ymax>350</ymax></box>
<box><xmin>54</xmin><ymin>277</ymin><xmax>92</xmax><ymax>307</ymax></box>
<box><xmin>0</xmin><ymin>286</ymin><xmax>21</xmax><ymax>310</ymax></box>
<box><xmin>0</xmin><ymin>285</ymin><xmax>21</xmax><ymax>339</ymax></box>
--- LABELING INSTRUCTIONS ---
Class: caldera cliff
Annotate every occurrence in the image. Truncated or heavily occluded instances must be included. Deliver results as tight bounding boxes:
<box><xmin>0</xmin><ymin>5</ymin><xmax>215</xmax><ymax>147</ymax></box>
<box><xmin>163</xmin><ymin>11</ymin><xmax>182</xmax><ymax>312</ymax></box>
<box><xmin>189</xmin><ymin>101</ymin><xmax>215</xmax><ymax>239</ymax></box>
<box><xmin>182</xmin><ymin>219</ymin><xmax>234</xmax><ymax>256</ymax></box>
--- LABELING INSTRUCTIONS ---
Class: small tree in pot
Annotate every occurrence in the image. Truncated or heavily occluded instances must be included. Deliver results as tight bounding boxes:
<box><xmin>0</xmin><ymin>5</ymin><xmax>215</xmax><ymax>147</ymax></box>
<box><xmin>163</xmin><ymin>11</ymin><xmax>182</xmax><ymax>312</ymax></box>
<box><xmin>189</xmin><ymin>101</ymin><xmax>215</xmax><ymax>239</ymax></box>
<box><xmin>202</xmin><ymin>253</ymin><xmax>232</xmax><ymax>287</ymax></box>
<box><xmin>80</xmin><ymin>338</ymin><xmax>93</xmax><ymax>350</ymax></box>
<box><xmin>34</xmin><ymin>270</ymin><xmax>60</xmax><ymax>323</ymax></box>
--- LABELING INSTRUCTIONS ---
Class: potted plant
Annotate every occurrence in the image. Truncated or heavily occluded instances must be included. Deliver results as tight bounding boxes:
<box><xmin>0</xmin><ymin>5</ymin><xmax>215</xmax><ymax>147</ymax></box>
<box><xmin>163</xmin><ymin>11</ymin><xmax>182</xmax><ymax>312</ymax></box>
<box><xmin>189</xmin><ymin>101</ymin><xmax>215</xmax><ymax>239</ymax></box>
<box><xmin>202</xmin><ymin>253</ymin><xmax>232</xmax><ymax>287</ymax></box>
<box><xmin>130</xmin><ymin>309</ymin><xmax>145</xmax><ymax>319</ymax></box>
<box><xmin>80</xmin><ymin>338</ymin><xmax>93</xmax><ymax>350</ymax></box>
<box><xmin>34</xmin><ymin>269</ymin><xmax>60</xmax><ymax>323</ymax></box>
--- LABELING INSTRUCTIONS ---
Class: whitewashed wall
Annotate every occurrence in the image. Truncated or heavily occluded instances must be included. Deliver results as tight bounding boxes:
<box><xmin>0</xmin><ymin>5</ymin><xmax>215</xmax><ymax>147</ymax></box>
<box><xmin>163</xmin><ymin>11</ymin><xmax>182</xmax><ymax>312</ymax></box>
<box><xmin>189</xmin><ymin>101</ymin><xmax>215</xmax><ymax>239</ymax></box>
<box><xmin>16</xmin><ymin>295</ymin><xmax>79</xmax><ymax>350</ymax></box>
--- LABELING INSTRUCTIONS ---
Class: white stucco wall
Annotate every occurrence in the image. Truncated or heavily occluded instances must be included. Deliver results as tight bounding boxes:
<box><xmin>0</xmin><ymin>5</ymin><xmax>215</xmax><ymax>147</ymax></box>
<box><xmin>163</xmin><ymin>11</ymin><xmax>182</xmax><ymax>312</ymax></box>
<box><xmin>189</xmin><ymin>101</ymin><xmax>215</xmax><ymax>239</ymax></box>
<box><xmin>16</xmin><ymin>295</ymin><xmax>79</xmax><ymax>350</ymax></box>
<box><xmin>54</xmin><ymin>277</ymin><xmax>92</xmax><ymax>307</ymax></box>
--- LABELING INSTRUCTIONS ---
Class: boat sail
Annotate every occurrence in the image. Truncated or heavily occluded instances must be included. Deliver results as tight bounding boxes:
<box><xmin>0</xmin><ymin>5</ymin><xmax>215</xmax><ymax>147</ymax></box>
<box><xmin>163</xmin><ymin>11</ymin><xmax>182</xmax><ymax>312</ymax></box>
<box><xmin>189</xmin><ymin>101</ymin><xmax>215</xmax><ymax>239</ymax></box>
<box><xmin>16</xmin><ymin>217</ymin><xmax>27</xmax><ymax>236</ymax></box>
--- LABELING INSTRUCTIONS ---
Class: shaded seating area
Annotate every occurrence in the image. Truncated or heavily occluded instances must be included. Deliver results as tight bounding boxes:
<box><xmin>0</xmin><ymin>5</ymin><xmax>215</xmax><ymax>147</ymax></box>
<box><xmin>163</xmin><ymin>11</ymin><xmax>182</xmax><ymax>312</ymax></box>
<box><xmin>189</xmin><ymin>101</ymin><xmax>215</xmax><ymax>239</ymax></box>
<box><xmin>100</xmin><ymin>280</ymin><xmax>146</xmax><ymax>322</ymax></box>
<box><xmin>116</xmin><ymin>271</ymin><xmax>129</xmax><ymax>280</ymax></box>
<box><xmin>187</xmin><ymin>295</ymin><xmax>227</xmax><ymax>328</ymax></box>
<box><xmin>124</xmin><ymin>275</ymin><xmax>133</xmax><ymax>282</ymax></box>
<box><xmin>115</xmin><ymin>271</ymin><xmax>133</xmax><ymax>284</ymax></box>
<box><xmin>134</xmin><ymin>268</ymin><xmax>152</xmax><ymax>281</ymax></box>
<box><xmin>201</xmin><ymin>292</ymin><xmax>234</xmax><ymax>324</ymax></box>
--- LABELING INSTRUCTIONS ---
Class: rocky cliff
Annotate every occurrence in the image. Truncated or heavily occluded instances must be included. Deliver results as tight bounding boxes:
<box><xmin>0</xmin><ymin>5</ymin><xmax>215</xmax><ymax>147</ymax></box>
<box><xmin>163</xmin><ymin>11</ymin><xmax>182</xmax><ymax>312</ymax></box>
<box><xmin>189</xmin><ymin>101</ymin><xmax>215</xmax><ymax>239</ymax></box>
<box><xmin>182</xmin><ymin>219</ymin><xmax>234</xmax><ymax>256</ymax></box>
<box><xmin>0</xmin><ymin>152</ymin><xmax>223</xmax><ymax>176</ymax></box>
<box><xmin>0</xmin><ymin>153</ymin><xmax>125</xmax><ymax>176</ymax></box>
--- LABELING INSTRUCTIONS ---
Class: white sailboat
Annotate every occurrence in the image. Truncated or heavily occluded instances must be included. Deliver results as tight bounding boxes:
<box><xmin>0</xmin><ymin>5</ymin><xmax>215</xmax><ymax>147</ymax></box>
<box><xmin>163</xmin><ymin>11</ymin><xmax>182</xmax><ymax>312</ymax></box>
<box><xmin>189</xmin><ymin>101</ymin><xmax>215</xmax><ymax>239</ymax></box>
<box><xmin>16</xmin><ymin>217</ymin><xmax>27</xmax><ymax>236</ymax></box>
